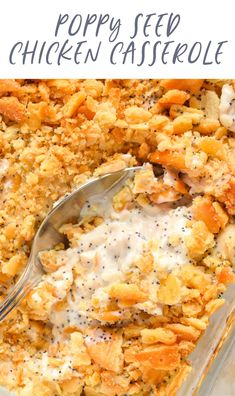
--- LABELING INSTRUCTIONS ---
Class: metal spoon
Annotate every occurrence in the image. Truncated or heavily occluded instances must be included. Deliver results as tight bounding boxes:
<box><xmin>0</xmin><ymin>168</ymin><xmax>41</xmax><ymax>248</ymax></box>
<box><xmin>1</xmin><ymin>165</ymin><xmax>157</xmax><ymax>322</ymax></box>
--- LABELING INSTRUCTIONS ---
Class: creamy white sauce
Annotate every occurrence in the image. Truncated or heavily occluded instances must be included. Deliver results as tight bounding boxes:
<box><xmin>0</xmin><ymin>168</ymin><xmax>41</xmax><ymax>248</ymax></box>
<box><xmin>49</xmin><ymin>201</ymin><xmax>192</xmax><ymax>336</ymax></box>
<box><xmin>219</xmin><ymin>84</ymin><xmax>235</xmax><ymax>132</ymax></box>
<box><xmin>26</xmin><ymin>352</ymin><xmax>75</xmax><ymax>381</ymax></box>
<box><xmin>77</xmin><ymin>205</ymin><xmax>192</xmax><ymax>275</ymax></box>
<box><xmin>0</xmin><ymin>159</ymin><xmax>9</xmax><ymax>178</ymax></box>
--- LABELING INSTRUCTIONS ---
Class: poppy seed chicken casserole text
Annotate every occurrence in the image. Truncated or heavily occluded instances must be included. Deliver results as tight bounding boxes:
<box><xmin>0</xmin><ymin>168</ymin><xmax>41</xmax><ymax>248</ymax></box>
<box><xmin>0</xmin><ymin>79</ymin><xmax>234</xmax><ymax>396</ymax></box>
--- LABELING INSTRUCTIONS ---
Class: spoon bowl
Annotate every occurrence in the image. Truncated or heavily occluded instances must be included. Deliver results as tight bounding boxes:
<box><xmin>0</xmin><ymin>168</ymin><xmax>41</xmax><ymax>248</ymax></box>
<box><xmin>0</xmin><ymin>166</ymin><xmax>151</xmax><ymax>322</ymax></box>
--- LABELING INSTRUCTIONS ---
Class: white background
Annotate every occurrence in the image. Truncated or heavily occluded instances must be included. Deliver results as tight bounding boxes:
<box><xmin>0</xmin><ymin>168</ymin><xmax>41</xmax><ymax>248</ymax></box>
<box><xmin>0</xmin><ymin>0</ymin><xmax>234</xmax><ymax>77</ymax></box>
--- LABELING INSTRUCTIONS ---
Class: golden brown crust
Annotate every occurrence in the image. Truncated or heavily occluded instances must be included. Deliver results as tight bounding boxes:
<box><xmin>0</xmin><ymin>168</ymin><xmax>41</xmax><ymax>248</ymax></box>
<box><xmin>0</xmin><ymin>79</ymin><xmax>234</xmax><ymax>396</ymax></box>
<box><xmin>160</xmin><ymin>79</ymin><xmax>204</xmax><ymax>93</ymax></box>
<box><xmin>0</xmin><ymin>96</ymin><xmax>25</xmax><ymax>122</ymax></box>
<box><xmin>136</xmin><ymin>345</ymin><xmax>181</xmax><ymax>370</ymax></box>
<box><xmin>85</xmin><ymin>330</ymin><xmax>123</xmax><ymax>373</ymax></box>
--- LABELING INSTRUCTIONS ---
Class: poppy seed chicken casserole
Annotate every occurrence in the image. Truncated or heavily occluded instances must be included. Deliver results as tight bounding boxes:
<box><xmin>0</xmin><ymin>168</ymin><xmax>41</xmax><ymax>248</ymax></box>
<box><xmin>0</xmin><ymin>79</ymin><xmax>234</xmax><ymax>396</ymax></box>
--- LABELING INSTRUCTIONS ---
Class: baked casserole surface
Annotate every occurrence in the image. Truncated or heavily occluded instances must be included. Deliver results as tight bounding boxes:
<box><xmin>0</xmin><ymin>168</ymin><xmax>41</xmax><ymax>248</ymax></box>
<box><xmin>0</xmin><ymin>79</ymin><xmax>234</xmax><ymax>396</ymax></box>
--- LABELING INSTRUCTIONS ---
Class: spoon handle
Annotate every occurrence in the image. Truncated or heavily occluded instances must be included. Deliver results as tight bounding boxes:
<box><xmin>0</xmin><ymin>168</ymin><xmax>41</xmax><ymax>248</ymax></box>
<box><xmin>0</xmin><ymin>258</ymin><xmax>43</xmax><ymax>322</ymax></box>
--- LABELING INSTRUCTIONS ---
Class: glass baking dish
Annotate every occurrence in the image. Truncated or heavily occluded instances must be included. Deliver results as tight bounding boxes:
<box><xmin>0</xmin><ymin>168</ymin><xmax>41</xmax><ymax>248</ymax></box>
<box><xmin>178</xmin><ymin>284</ymin><xmax>235</xmax><ymax>396</ymax></box>
<box><xmin>0</xmin><ymin>284</ymin><xmax>234</xmax><ymax>396</ymax></box>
